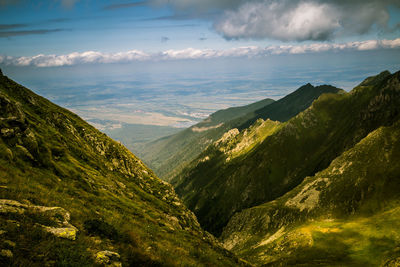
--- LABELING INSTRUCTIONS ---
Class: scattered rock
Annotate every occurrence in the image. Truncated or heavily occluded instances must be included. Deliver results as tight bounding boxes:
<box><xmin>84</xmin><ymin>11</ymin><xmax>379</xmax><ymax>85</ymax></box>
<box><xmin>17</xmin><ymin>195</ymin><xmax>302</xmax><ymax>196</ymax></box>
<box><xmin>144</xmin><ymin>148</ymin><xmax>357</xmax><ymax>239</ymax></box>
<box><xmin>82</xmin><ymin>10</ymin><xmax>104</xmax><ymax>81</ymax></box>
<box><xmin>0</xmin><ymin>199</ymin><xmax>78</xmax><ymax>240</ymax></box>
<box><xmin>1</xmin><ymin>128</ymin><xmax>14</xmax><ymax>137</ymax></box>
<box><xmin>95</xmin><ymin>250</ymin><xmax>122</xmax><ymax>266</ymax></box>
<box><xmin>164</xmin><ymin>215</ymin><xmax>182</xmax><ymax>230</ymax></box>
<box><xmin>0</xmin><ymin>199</ymin><xmax>27</xmax><ymax>214</ymax></box>
<box><xmin>285</xmin><ymin>178</ymin><xmax>330</xmax><ymax>212</ymax></box>
<box><xmin>43</xmin><ymin>225</ymin><xmax>78</xmax><ymax>240</ymax></box>
<box><xmin>383</xmin><ymin>257</ymin><xmax>400</xmax><ymax>267</ymax></box>
<box><xmin>0</xmin><ymin>249</ymin><xmax>13</xmax><ymax>258</ymax></box>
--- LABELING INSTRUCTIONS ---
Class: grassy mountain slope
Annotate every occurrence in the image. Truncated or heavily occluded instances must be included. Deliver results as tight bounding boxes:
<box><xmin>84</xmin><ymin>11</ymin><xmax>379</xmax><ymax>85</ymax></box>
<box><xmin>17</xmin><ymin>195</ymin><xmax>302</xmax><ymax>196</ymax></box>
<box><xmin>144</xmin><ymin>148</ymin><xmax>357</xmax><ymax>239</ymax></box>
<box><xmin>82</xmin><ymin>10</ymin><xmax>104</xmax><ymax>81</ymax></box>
<box><xmin>139</xmin><ymin>84</ymin><xmax>341</xmax><ymax>182</ymax></box>
<box><xmin>136</xmin><ymin>98</ymin><xmax>275</xmax><ymax>182</ymax></box>
<box><xmin>236</xmin><ymin>84</ymin><xmax>342</xmax><ymax>130</ymax></box>
<box><xmin>221</xmin><ymin>118</ymin><xmax>400</xmax><ymax>266</ymax></box>
<box><xmin>0</xmin><ymin>72</ymin><xmax>246</xmax><ymax>266</ymax></box>
<box><xmin>173</xmin><ymin>71</ymin><xmax>400</xmax><ymax>236</ymax></box>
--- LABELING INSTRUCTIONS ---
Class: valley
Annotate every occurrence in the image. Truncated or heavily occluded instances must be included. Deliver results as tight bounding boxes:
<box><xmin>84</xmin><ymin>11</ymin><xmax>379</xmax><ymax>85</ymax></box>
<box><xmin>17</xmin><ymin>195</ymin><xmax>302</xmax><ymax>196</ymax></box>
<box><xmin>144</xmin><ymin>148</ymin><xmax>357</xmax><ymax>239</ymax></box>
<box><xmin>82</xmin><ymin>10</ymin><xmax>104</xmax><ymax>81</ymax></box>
<box><xmin>1</xmin><ymin>69</ymin><xmax>399</xmax><ymax>266</ymax></box>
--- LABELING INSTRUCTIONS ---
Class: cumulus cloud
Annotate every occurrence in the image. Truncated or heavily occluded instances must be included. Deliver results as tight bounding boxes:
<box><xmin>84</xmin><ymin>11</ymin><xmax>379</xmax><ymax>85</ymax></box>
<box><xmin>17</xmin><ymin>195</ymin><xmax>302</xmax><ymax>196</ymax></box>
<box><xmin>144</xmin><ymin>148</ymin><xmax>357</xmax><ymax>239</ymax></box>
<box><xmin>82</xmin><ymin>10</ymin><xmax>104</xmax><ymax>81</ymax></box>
<box><xmin>215</xmin><ymin>1</ymin><xmax>340</xmax><ymax>41</ymax></box>
<box><xmin>215</xmin><ymin>0</ymin><xmax>400</xmax><ymax>41</ymax></box>
<box><xmin>152</xmin><ymin>0</ymin><xmax>400</xmax><ymax>42</ymax></box>
<box><xmin>1</xmin><ymin>38</ymin><xmax>399</xmax><ymax>67</ymax></box>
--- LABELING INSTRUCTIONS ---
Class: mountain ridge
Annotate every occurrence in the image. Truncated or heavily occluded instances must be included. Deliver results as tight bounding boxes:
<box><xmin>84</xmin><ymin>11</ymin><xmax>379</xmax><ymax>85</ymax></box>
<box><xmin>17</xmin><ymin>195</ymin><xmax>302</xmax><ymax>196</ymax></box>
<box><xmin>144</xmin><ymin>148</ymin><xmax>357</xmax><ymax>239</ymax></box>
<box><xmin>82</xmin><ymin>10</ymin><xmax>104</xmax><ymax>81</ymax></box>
<box><xmin>221</xmin><ymin>116</ymin><xmax>400</xmax><ymax>266</ymax></box>
<box><xmin>173</xmin><ymin>70</ymin><xmax>399</xmax><ymax>236</ymax></box>
<box><xmin>0</xmin><ymin>71</ymin><xmax>246</xmax><ymax>266</ymax></box>
<box><xmin>137</xmin><ymin>83</ymin><xmax>341</xmax><ymax>182</ymax></box>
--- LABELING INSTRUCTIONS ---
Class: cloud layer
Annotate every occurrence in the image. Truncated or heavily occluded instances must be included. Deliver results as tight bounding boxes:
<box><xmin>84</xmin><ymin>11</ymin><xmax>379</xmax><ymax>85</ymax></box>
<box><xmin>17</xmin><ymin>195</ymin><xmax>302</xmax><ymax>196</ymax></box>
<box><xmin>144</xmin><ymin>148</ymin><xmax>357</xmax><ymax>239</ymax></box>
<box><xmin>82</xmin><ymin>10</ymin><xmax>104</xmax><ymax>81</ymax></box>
<box><xmin>153</xmin><ymin>0</ymin><xmax>400</xmax><ymax>41</ymax></box>
<box><xmin>1</xmin><ymin>38</ymin><xmax>399</xmax><ymax>67</ymax></box>
<box><xmin>215</xmin><ymin>1</ymin><xmax>339</xmax><ymax>41</ymax></box>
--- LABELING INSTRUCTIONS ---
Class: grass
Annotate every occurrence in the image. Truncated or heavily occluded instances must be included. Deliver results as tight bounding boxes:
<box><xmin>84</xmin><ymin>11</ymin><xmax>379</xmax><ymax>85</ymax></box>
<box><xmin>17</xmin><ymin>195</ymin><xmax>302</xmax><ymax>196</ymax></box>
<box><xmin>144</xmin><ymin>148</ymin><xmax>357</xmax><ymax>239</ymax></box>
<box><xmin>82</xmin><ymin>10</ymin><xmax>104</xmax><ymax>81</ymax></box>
<box><xmin>220</xmin><ymin>101</ymin><xmax>400</xmax><ymax>265</ymax></box>
<box><xmin>260</xmin><ymin>207</ymin><xmax>400</xmax><ymax>266</ymax></box>
<box><xmin>172</xmin><ymin>71</ymin><xmax>400</xmax><ymax>236</ymax></box>
<box><xmin>138</xmin><ymin>83</ymin><xmax>340</xmax><ymax>182</ymax></box>
<box><xmin>0</xmin><ymin>74</ymin><xmax>245</xmax><ymax>266</ymax></box>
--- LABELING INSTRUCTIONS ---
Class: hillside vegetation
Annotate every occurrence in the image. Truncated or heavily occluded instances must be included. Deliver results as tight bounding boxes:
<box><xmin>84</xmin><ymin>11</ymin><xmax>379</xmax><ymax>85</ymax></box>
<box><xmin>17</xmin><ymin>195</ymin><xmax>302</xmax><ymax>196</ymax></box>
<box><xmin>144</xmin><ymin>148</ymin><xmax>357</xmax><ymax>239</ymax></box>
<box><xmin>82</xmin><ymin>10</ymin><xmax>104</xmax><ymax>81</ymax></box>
<box><xmin>173</xmin><ymin>71</ymin><xmax>400</xmax><ymax>236</ymax></box>
<box><xmin>221</xmin><ymin>117</ymin><xmax>400</xmax><ymax>266</ymax></box>
<box><xmin>136</xmin><ymin>98</ymin><xmax>275</xmax><ymax>182</ymax></box>
<box><xmin>139</xmin><ymin>84</ymin><xmax>340</xmax><ymax>182</ymax></box>
<box><xmin>2</xmin><ymin>68</ymin><xmax>399</xmax><ymax>266</ymax></box>
<box><xmin>0</xmin><ymin>72</ymin><xmax>246</xmax><ymax>266</ymax></box>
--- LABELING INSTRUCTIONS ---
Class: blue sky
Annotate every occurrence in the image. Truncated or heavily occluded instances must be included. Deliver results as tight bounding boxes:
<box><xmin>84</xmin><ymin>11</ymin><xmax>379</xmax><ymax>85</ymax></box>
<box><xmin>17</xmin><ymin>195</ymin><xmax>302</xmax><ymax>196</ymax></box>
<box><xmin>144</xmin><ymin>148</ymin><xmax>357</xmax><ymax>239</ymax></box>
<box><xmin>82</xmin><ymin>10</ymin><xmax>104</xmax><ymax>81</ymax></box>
<box><xmin>1</xmin><ymin>0</ymin><xmax>400</xmax><ymax>57</ymax></box>
<box><xmin>0</xmin><ymin>0</ymin><xmax>258</xmax><ymax>56</ymax></box>
<box><xmin>1</xmin><ymin>0</ymin><xmax>400</xmax><ymax>129</ymax></box>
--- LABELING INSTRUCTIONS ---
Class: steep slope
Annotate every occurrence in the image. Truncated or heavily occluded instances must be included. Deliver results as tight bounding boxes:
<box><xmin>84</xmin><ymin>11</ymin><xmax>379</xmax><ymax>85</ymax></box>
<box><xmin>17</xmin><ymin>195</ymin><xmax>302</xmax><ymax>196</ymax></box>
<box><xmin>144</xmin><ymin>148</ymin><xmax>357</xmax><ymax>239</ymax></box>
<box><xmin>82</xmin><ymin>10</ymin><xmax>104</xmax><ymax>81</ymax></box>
<box><xmin>238</xmin><ymin>84</ymin><xmax>343</xmax><ymax>129</ymax></box>
<box><xmin>221</xmin><ymin>118</ymin><xmax>400</xmax><ymax>266</ymax></box>
<box><xmin>137</xmin><ymin>98</ymin><xmax>275</xmax><ymax>182</ymax></box>
<box><xmin>139</xmin><ymin>84</ymin><xmax>341</xmax><ymax>182</ymax></box>
<box><xmin>0</xmin><ymin>72</ymin><xmax>246</xmax><ymax>266</ymax></box>
<box><xmin>174</xmin><ymin>71</ymin><xmax>400</xmax><ymax>236</ymax></box>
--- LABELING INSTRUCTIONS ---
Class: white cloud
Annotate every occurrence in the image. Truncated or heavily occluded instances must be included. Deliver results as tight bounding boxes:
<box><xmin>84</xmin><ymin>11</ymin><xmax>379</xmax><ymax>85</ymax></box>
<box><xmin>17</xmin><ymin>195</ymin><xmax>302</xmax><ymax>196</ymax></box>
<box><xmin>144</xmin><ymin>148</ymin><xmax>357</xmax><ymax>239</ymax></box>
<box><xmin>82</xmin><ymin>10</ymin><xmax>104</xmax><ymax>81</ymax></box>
<box><xmin>153</xmin><ymin>0</ymin><xmax>400</xmax><ymax>42</ymax></box>
<box><xmin>1</xmin><ymin>38</ymin><xmax>399</xmax><ymax>67</ymax></box>
<box><xmin>215</xmin><ymin>1</ymin><xmax>340</xmax><ymax>41</ymax></box>
<box><xmin>2</xmin><ymin>50</ymin><xmax>150</xmax><ymax>67</ymax></box>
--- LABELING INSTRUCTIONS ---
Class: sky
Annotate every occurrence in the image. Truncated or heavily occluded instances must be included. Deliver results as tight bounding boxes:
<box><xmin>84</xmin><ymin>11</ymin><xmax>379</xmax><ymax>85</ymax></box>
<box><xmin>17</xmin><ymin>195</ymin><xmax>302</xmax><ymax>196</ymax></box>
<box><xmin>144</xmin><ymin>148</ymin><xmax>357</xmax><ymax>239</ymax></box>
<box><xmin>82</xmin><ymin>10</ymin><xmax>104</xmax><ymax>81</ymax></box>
<box><xmin>1</xmin><ymin>0</ymin><xmax>400</xmax><ymax>129</ymax></box>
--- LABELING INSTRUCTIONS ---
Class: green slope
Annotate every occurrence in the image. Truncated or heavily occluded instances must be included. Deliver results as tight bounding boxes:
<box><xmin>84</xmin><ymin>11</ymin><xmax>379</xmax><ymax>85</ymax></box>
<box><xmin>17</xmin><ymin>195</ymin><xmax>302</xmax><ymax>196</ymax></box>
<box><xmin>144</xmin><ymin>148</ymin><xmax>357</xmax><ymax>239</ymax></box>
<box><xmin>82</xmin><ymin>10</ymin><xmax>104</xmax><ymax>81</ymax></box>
<box><xmin>174</xmin><ymin>70</ymin><xmax>400</xmax><ymax>236</ymax></box>
<box><xmin>200</xmin><ymin>98</ymin><xmax>276</xmax><ymax>126</ymax></box>
<box><xmin>238</xmin><ymin>84</ymin><xmax>343</xmax><ymax>129</ymax></box>
<box><xmin>137</xmin><ymin>98</ymin><xmax>275</xmax><ymax>182</ymax></box>
<box><xmin>221</xmin><ymin>118</ymin><xmax>400</xmax><ymax>266</ymax></box>
<box><xmin>0</xmin><ymin>72</ymin><xmax>246</xmax><ymax>266</ymax></box>
<box><xmin>139</xmin><ymin>83</ymin><xmax>341</xmax><ymax>182</ymax></box>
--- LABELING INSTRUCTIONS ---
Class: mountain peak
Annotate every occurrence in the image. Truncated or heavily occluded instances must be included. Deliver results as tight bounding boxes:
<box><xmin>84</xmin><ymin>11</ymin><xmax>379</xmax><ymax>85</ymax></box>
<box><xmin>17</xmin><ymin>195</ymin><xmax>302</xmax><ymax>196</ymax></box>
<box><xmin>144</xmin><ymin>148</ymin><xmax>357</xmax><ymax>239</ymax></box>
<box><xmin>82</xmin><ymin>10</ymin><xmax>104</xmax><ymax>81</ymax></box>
<box><xmin>299</xmin><ymin>83</ymin><xmax>314</xmax><ymax>90</ymax></box>
<box><xmin>360</xmin><ymin>70</ymin><xmax>391</xmax><ymax>87</ymax></box>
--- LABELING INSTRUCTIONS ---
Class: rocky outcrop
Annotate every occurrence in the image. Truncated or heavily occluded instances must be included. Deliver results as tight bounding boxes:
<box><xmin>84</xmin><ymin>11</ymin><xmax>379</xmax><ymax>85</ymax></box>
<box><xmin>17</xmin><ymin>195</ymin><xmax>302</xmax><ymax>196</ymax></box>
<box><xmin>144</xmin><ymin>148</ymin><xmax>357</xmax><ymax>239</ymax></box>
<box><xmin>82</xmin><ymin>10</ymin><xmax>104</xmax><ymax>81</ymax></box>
<box><xmin>95</xmin><ymin>250</ymin><xmax>122</xmax><ymax>266</ymax></box>
<box><xmin>0</xmin><ymin>199</ymin><xmax>78</xmax><ymax>240</ymax></box>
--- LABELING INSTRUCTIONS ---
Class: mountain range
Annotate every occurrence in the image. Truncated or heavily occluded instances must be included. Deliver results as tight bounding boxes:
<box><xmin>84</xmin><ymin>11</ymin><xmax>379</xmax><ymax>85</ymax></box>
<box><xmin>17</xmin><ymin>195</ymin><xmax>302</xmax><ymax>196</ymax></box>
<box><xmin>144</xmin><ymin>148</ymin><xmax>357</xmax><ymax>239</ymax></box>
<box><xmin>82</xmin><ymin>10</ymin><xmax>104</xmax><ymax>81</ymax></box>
<box><xmin>137</xmin><ymin>83</ymin><xmax>341</xmax><ymax>182</ymax></box>
<box><xmin>0</xmin><ymin>70</ymin><xmax>245</xmax><ymax>266</ymax></box>
<box><xmin>1</xmin><ymin>69</ymin><xmax>400</xmax><ymax>266</ymax></box>
<box><xmin>173</xmin><ymin>70</ymin><xmax>400</xmax><ymax>265</ymax></box>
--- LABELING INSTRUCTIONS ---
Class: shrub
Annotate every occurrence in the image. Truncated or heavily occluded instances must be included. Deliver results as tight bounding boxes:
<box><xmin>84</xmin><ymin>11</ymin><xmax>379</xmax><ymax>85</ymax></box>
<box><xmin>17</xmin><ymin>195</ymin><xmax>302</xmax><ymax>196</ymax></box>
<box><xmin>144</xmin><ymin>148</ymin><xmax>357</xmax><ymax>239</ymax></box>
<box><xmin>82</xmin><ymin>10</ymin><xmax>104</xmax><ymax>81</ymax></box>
<box><xmin>83</xmin><ymin>219</ymin><xmax>119</xmax><ymax>240</ymax></box>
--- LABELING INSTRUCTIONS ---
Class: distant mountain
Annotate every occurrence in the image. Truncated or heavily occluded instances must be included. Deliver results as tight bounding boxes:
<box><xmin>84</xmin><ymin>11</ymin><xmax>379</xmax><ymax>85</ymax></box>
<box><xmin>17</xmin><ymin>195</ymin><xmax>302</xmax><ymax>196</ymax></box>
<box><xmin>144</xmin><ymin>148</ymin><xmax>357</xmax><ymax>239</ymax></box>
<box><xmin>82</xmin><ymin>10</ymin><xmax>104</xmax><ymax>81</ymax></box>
<box><xmin>138</xmin><ymin>83</ymin><xmax>341</xmax><ymax>182</ymax></box>
<box><xmin>221</xmin><ymin>115</ymin><xmax>400</xmax><ymax>266</ymax></box>
<box><xmin>0</xmin><ymin>71</ymin><xmax>245</xmax><ymax>266</ymax></box>
<box><xmin>136</xmin><ymin>98</ymin><xmax>275</xmax><ymax>182</ymax></box>
<box><xmin>173</xmin><ymin>71</ymin><xmax>400</xmax><ymax>237</ymax></box>
<box><xmin>237</xmin><ymin>84</ymin><xmax>344</xmax><ymax>129</ymax></box>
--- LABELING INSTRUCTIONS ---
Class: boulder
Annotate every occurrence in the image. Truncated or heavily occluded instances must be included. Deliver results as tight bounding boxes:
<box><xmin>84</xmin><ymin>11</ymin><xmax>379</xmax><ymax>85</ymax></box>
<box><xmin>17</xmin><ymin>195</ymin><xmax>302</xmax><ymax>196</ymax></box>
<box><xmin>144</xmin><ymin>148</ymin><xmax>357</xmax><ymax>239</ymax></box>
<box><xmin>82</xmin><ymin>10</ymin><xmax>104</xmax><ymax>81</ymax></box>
<box><xmin>0</xmin><ymin>199</ymin><xmax>78</xmax><ymax>240</ymax></box>
<box><xmin>95</xmin><ymin>250</ymin><xmax>122</xmax><ymax>266</ymax></box>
